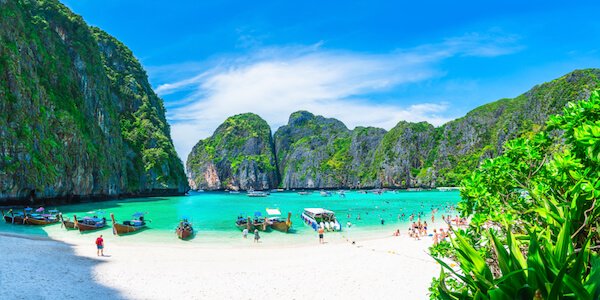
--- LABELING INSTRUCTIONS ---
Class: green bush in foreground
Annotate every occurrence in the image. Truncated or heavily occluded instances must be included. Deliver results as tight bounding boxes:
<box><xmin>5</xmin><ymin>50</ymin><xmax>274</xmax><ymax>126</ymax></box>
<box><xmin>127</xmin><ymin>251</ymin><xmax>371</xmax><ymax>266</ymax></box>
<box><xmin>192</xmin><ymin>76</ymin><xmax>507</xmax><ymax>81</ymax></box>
<box><xmin>430</xmin><ymin>91</ymin><xmax>600</xmax><ymax>299</ymax></box>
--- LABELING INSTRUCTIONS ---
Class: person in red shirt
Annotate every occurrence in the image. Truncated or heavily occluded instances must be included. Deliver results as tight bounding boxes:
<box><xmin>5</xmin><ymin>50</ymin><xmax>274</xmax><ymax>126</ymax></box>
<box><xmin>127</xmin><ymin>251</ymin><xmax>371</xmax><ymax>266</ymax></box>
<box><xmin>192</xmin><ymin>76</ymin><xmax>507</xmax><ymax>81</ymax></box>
<box><xmin>95</xmin><ymin>235</ymin><xmax>104</xmax><ymax>256</ymax></box>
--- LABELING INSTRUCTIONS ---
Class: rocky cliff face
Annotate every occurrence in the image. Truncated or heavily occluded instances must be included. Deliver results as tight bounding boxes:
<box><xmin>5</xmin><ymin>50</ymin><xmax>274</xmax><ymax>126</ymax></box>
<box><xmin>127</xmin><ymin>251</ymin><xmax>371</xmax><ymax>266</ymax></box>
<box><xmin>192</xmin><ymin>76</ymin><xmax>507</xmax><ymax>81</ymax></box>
<box><xmin>433</xmin><ymin>69</ymin><xmax>600</xmax><ymax>186</ymax></box>
<box><xmin>186</xmin><ymin>113</ymin><xmax>278</xmax><ymax>191</ymax></box>
<box><xmin>0</xmin><ymin>0</ymin><xmax>187</xmax><ymax>204</ymax></box>
<box><xmin>374</xmin><ymin>122</ymin><xmax>437</xmax><ymax>188</ymax></box>
<box><xmin>185</xmin><ymin>69</ymin><xmax>600</xmax><ymax>190</ymax></box>
<box><xmin>274</xmin><ymin>111</ymin><xmax>352</xmax><ymax>189</ymax></box>
<box><xmin>347</xmin><ymin>127</ymin><xmax>386</xmax><ymax>188</ymax></box>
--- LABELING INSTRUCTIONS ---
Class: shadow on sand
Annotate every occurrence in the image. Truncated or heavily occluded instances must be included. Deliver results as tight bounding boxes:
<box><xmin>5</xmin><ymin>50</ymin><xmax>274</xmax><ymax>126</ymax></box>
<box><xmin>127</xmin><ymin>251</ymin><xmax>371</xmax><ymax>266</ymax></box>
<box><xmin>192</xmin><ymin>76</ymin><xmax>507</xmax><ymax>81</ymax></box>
<box><xmin>0</xmin><ymin>232</ymin><xmax>125</xmax><ymax>299</ymax></box>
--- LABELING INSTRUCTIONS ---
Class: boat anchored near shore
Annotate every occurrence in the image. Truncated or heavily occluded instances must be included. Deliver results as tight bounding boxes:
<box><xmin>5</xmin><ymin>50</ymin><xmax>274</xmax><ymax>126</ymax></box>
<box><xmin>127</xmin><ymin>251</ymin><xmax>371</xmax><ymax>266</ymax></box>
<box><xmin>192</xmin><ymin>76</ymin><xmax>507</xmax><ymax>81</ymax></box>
<box><xmin>301</xmin><ymin>208</ymin><xmax>341</xmax><ymax>231</ymax></box>
<box><xmin>111</xmin><ymin>212</ymin><xmax>147</xmax><ymax>235</ymax></box>
<box><xmin>265</xmin><ymin>208</ymin><xmax>292</xmax><ymax>233</ymax></box>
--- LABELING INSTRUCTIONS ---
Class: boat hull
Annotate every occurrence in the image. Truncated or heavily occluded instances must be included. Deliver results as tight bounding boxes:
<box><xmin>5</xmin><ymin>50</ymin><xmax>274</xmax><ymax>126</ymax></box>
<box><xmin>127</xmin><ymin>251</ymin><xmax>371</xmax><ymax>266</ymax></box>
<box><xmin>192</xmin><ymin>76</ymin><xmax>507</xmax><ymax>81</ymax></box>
<box><xmin>2</xmin><ymin>211</ymin><xmax>26</xmax><ymax>224</ymax></box>
<box><xmin>176</xmin><ymin>228</ymin><xmax>193</xmax><ymax>240</ymax></box>
<box><xmin>253</xmin><ymin>221</ymin><xmax>268</xmax><ymax>231</ymax></box>
<box><xmin>112</xmin><ymin>223</ymin><xmax>144</xmax><ymax>235</ymax></box>
<box><xmin>78</xmin><ymin>222</ymin><xmax>106</xmax><ymax>232</ymax></box>
<box><xmin>270</xmin><ymin>221</ymin><xmax>291</xmax><ymax>232</ymax></box>
<box><xmin>110</xmin><ymin>213</ymin><xmax>145</xmax><ymax>235</ymax></box>
<box><xmin>62</xmin><ymin>220</ymin><xmax>76</xmax><ymax>229</ymax></box>
<box><xmin>60</xmin><ymin>215</ymin><xmax>76</xmax><ymax>230</ymax></box>
<box><xmin>25</xmin><ymin>217</ymin><xmax>59</xmax><ymax>226</ymax></box>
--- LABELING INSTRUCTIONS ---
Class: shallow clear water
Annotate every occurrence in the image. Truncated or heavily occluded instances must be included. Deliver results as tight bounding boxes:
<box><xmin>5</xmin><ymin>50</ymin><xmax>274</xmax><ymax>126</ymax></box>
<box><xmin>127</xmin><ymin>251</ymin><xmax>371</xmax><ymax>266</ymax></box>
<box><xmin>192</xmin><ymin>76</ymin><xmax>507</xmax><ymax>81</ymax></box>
<box><xmin>0</xmin><ymin>190</ymin><xmax>460</xmax><ymax>245</ymax></box>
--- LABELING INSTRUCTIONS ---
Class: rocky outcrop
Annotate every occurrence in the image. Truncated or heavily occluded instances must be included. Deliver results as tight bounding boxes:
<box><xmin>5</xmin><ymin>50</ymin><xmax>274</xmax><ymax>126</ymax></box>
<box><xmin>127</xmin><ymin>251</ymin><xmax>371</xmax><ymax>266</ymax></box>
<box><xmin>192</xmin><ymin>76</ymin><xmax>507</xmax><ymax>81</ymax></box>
<box><xmin>185</xmin><ymin>69</ymin><xmax>600</xmax><ymax>190</ymax></box>
<box><xmin>347</xmin><ymin>127</ymin><xmax>387</xmax><ymax>188</ymax></box>
<box><xmin>0</xmin><ymin>0</ymin><xmax>187</xmax><ymax>204</ymax></box>
<box><xmin>374</xmin><ymin>122</ymin><xmax>437</xmax><ymax>188</ymax></box>
<box><xmin>274</xmin><ymin>111</ymin><xmax>352</xmax><ymax>189</ymax></box>
<box><xmin>433</xmin><ymin>68</ymin><xmax>600</xmax><ymax>185</ymax></box>
<box><xmin>186</xmin><ymin>113</ymin><xmax>278</xmax><ymax>190</ymax></box>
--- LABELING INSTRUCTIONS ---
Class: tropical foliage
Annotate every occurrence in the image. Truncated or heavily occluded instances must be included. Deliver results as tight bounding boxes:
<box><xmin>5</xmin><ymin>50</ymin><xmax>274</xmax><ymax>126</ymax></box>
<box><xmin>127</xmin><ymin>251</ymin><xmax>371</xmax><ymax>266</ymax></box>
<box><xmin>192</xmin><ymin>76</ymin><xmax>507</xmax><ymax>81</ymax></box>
<box><xmin>431</xmin><ymin>91</ymin><xmax>600</xmax><ymax>299</ymax></box>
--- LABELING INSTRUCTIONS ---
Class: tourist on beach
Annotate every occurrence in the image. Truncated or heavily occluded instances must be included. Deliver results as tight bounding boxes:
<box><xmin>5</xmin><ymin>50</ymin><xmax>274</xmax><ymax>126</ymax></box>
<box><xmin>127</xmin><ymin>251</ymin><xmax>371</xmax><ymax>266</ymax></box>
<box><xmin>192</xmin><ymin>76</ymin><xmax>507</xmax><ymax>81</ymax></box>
<box><xmin>242</xmin><ymin>228</ymin><xmax>248</xmax><ymax>238</ymax></box>
<box><xmin>380</xmin><ymin>218</ymin><xmax>385</xmax><ymax>225</ymax></box>
<box><xmin>433</xmin><ymin>229</ymin><xmax>439</xmax><ymax>245</ymax></box>
<box><xmin>253</xmin><ymin>229</ymin><xmax>260</xmax><ymax>243</ymax></box>
<box><xmin>95</xmin><ymin>235</ymin><xmax>104</xmax><ymax>256</ymax></box>
<box><xmin>318</xmin><ymin>226</ymin><xmax>325</xmax><ymax>244</ymax></box>
<box><xmin>423</xmin><ymin>221</ymin><xmax>428</xmax><ymax>236</ymax></box>
<box><xmin>393</xmin><ymin>229</ymin><xmax>400</xmax><ymax>236</ymax></box>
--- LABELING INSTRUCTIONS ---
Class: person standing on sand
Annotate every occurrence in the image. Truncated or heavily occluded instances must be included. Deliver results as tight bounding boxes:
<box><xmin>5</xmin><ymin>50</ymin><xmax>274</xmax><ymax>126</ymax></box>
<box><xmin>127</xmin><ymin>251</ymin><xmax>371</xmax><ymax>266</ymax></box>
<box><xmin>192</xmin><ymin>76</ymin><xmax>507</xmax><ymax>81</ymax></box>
<box><xmin>95</xmin><ymin>235</ymin><xmax>104</xmax><ymax>256</ymax></box>
<box><xmin>318</xmin><ymin>226</ymin><xmax>325</xmax><ymax>244</ymax></box>
<box><xmin>242</xmin><ymin>228</ymin><xmax>248</xmax><ymax>239</ymax></box>
<box><xmin>433</xmin><ymin>229</ymin><xmax>439</xmax><ymax>245</ymax></box>
<box><xmin>253</xmin><ymin>229</ymin><xmax>260</xmax><ymax>243</ymax></box>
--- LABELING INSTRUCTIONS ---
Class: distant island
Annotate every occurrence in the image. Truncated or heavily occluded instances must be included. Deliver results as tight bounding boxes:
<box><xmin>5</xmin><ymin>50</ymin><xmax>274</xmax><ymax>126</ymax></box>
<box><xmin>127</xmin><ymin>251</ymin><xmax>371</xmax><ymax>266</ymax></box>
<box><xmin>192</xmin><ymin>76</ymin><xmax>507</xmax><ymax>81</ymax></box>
<box><xmin>186</xmin><ymin>69</ymin><xmax>600</xmax><ymax>191</ymax></box>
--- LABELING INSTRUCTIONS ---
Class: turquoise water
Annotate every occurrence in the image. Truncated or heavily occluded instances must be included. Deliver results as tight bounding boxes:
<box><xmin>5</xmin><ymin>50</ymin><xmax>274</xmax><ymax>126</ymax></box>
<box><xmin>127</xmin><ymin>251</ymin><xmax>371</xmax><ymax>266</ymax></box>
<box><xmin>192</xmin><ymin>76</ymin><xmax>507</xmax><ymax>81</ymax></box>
<box><xmin>0</xmin><ymin>190</ymin><xmax>460</xmax><ymax>245</ymax></box>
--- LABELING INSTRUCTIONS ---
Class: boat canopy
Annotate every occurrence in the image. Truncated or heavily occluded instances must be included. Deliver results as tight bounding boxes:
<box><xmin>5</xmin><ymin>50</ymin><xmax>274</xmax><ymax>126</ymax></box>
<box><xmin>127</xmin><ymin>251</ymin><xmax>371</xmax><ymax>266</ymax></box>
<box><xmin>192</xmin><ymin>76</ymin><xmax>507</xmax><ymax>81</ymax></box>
<box><xmin>304</xmin><ymin>208</ymin><xmax>335</xmax><ymax>215</ymax></box>
<box><xmin>132</xmin><ymin>212</ymin><xmax>146</xmax><ymax>218</ymax></box>
<box><xmin>266</xmin><ymin>208</ymin><xmax>281</xmax><ymax>216</ymax></box>
<box><xmin>254</xmin><ymin>211</ymin><xmax>262</xmax><ymax>217</ymax></box>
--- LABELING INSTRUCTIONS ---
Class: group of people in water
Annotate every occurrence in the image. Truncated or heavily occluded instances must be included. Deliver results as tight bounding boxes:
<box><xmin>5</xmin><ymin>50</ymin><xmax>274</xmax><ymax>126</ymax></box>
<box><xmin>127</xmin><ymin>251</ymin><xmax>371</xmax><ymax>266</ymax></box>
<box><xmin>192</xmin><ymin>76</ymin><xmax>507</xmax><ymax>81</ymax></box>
<box><xmin>388</xmin><ymin>204</ymin><xmax>468</xmax><ymax>245</ymax></box>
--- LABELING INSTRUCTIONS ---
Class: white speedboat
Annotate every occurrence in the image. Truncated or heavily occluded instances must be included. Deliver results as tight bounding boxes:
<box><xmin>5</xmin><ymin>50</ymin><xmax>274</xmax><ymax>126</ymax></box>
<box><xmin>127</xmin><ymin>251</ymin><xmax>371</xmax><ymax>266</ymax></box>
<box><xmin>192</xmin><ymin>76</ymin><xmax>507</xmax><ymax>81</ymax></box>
<box><xmin>300</xmin><ymin>208</ymin><xmax>341</xmax><ymax>231</ymax></box>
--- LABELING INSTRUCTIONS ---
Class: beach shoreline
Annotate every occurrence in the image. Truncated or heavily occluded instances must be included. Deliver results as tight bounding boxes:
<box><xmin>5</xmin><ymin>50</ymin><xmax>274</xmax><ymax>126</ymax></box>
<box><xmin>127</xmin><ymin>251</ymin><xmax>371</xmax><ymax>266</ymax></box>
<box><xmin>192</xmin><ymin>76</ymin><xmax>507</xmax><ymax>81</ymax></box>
<box><xmin>1</xmin><ymin>228</ymin><xmax>442</xmax><ymax>299</ymax></box>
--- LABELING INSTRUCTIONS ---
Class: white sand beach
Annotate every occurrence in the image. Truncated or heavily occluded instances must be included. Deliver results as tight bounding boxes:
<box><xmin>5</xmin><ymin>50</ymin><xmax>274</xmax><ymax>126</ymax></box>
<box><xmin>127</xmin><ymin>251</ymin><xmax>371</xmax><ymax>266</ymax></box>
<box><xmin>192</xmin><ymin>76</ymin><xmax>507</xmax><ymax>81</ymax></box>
<box><xmin>0</xmin><ymin>229</ymin><xmax>442</xmax><ymax>300</ymax></box>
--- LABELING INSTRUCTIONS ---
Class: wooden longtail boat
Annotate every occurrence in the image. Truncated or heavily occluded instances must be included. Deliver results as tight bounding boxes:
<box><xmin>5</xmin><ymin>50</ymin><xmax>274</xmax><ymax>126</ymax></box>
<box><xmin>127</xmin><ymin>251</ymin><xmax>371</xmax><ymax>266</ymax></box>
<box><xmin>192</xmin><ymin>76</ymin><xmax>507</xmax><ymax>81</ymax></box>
<box><xmin>25</xmin><ymin>209</ymin><xmax>60</xmax><ymax>225</ymax></box>
<box><xmin>111</xmin><ymin>213</ymin><xmax>147</xmax><ymax>235</ymax></box>
<box><xmin>2</xmin><ymin>210</ymin><xmax>24</xmax><ymax>225</ymax></box>
<box><xmin>75</xmin><ymin>215</ymin><xmax>107</xmax><ymax>232</ymax></box>
<box><xmin>176</xmin><ymin>219</ymin><xmax>194</xmax><ymax>240</ymax></box>
<box><xmin>253</xmin><ymin>218</ymin><xmax>268</xmax><ymax>231</ymax></box>
<box><xmin>251</xmin><ymin>211</ymin><xmax>269</xmax><ymax>231</ymax></box>
<box><xmin>266</xmin><ymin>209</ymin><xmax>292</xmax><ymax>233</ymax></box>
<box><xmin>235</xmin><ymin>216</ymin><xmax>254</xmax><ymax>231</ymax></box>
<box><xmin>60</xmin><ymin>214</ymin><xmax>77</xmax><ymax>230</ymax></box>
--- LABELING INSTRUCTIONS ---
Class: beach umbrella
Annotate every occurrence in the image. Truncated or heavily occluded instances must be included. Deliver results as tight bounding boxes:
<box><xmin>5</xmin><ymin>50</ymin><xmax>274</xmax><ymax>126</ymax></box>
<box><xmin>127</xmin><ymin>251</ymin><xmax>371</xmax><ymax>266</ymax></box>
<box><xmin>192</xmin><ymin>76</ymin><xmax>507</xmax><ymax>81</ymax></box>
<box><xmin>254</xmin><ymin>211</ymin><xmax>262</xmax><ymax>217</ymax></box>
<box><xmin>36</xmin><ymin>207</ymin><xmax>45</xmax><ymax>212</ymax></box>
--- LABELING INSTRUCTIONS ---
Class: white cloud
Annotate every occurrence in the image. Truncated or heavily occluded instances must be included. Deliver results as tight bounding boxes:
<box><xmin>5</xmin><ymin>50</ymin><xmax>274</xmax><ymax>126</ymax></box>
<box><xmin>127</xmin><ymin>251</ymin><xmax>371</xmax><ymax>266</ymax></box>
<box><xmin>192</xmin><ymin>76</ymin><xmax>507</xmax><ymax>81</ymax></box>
<box><xmin>159</xmin><ymin>32</ymin><xmax>521</xmax><ymax>159</ymax></box>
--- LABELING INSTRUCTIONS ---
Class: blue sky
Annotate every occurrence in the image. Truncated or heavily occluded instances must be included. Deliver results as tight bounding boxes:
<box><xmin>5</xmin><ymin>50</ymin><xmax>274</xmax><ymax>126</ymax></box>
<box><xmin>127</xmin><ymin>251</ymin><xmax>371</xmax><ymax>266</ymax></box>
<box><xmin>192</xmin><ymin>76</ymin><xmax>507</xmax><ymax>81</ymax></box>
<box><xmin>62</xmin><ymin>0</ymin><xmax>600</xmax><ymax>159</ymax></box>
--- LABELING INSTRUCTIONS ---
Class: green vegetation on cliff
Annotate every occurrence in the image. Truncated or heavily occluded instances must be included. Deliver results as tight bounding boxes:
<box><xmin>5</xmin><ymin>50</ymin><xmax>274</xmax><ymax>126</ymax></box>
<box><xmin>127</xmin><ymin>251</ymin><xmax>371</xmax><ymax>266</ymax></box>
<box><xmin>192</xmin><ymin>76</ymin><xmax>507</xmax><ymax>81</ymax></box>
<box><xmin>185</xmin><ymin>69</ymin><xmax>600</xmax><ymax>190</ymax></box>
<box><xmin>186</xmin><ymin>113</ymin><xmax>278</xmax><ymax>190</ymax></box>
<box><xmin>430</xmin><ymin>90</ymin><xmax>600</xmax><ymax>299</ymax></box>
<box><xmin>0</xmin><ymin>0</ymin><xmax>187</xmax><ymax>203</ymax></box>
<box><xmin>274</xmin><ymin>111</ymin><xmax>353</xmax><ymax>188</ymax></box>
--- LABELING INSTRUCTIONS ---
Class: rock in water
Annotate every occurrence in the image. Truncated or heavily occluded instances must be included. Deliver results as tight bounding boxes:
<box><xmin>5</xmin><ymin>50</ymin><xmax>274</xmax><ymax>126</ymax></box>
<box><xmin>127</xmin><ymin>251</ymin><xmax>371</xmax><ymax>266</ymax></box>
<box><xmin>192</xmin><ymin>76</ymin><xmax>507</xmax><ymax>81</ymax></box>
<box><xmin>0</xmin><ymin>0</ymin><xmax>187</xmax><ymax>204</ymax></box>
<box><xmin>186</xmin><ymin>113</ymin><xmax>278</xmax><ymax>191</ymax></box>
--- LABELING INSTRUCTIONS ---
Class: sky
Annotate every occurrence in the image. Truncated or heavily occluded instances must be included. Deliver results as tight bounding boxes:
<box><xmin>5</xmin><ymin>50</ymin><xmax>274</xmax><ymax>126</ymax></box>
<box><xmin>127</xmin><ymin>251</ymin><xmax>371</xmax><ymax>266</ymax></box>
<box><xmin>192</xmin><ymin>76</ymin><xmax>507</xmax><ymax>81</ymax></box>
<box><xmin>61</xmin><ymin>0</ymin><xmax>600</xmax><ymax>160</ymax></box>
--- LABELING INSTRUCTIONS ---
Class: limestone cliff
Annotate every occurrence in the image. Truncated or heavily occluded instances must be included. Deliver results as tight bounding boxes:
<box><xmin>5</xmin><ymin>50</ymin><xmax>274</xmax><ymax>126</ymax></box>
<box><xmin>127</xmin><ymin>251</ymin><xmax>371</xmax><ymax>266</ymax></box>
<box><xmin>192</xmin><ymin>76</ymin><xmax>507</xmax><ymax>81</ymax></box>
<box><xmin>0</xmin><ymin>0</ymin><xmax>187</xmax><ymax>204</ymax></box>
<box><xmin>186</xmin><ymin>113</ymin><xmax>278</xmax><ymax>190</ymax></box>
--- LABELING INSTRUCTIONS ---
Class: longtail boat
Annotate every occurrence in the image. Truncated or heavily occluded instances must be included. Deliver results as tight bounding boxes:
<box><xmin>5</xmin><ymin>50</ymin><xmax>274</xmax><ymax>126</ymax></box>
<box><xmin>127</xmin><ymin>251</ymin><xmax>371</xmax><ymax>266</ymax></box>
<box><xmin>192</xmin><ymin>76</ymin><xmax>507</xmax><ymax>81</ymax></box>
<box><xmin>25</xmin><ymin>208</ymin><xmax>60</xmax><ymax>225</ymax></box>
<box><xmin>252</xmin><ymin>211</ymin><xmax>269</xmax><ymax>231</ymax></box>
<box><xmin>111</xmin><ymin>212</ymin><xmax>147</xmax><ymax>235</ymax></box>
<box><xmin>60</xmin><ymin>214</ymin><xmax>77</xmax><ymax>230</ymax></box>
<box><xmin>75</xmin><ymin>214</ymin><xmax>107</xmax><ymax>232</ymax></box>
<box><xmin>176</xmin><ymin>219</ymin><xmax>194</xmax><ymax>240</ymax></box>
<box><xmin>2</xmin><ymin>209</ymin><xmax>28</xmax><ymax>225</ymax></box>
<box><xmin>235</xmin><ymin>216</ymin><xmax>254</xmax><ymax>231</ymax></box>
<box><xmin>266</xmin><ymin>208</ymin><xmax>292</xmax><ymax>233</ymax></box>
